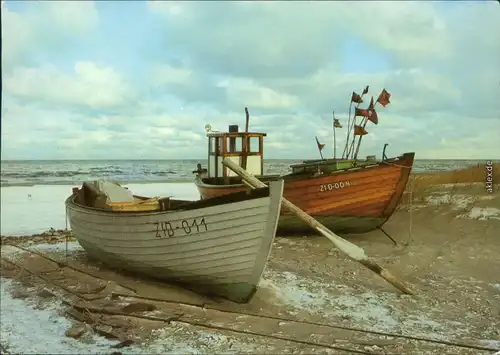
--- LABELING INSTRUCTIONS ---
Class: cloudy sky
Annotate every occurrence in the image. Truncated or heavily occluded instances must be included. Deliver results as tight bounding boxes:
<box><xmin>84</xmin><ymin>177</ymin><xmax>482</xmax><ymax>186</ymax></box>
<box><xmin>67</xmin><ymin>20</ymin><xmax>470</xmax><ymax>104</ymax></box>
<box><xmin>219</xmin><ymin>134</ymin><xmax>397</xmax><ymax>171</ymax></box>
<box><xmin>2</xmin><ymin>1</ymin><xmax>499</xmax><ymax>160</ymax></box>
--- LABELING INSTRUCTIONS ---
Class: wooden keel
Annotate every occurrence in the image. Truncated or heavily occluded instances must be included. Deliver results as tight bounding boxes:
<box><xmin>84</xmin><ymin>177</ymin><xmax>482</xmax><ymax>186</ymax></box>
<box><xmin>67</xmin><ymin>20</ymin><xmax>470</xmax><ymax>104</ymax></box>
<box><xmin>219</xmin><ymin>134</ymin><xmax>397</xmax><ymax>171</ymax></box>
<box><xmin>222</xmin><ymin>158</ymin><xmax>415</xmax><ymax>296</ymax></box>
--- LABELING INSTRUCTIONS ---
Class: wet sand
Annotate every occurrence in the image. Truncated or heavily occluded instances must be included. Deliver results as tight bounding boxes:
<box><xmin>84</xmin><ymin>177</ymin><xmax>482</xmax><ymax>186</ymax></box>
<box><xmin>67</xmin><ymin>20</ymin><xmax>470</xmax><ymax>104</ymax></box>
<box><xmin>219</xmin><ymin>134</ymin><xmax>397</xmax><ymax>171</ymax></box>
<box><xmin>1</xmin><ymin>176</ymin><xmax>499</xmax><ymax>354</ymax></box>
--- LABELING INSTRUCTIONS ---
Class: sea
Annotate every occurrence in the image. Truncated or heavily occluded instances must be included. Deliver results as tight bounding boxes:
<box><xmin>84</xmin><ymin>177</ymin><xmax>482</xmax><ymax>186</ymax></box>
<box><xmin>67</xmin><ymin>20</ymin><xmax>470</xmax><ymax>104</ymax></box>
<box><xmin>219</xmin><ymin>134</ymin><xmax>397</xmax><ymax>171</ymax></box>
<box><xmin>0</xmin><ymin>159</ymin><xmax>495</xmax><ymax>187</ymax></box>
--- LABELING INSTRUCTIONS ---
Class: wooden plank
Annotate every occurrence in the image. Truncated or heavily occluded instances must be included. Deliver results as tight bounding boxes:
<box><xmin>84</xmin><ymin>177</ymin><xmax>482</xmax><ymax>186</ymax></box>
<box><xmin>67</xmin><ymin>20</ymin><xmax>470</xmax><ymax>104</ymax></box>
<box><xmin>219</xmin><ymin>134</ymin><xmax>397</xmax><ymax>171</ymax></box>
<box><xmin>222</xmin><ymin>157</ymin><xmax>415</xmax><ymax>296</ymax></box>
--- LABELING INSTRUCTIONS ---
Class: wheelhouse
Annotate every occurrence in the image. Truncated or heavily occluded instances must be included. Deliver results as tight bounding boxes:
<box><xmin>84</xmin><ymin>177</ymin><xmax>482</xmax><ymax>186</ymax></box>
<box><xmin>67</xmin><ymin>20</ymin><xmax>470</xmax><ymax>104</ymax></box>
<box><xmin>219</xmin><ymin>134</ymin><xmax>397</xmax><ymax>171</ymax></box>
<box><xmin>206</xmin><ymin>125</ymin><xmax>266</xmax><ymax>182</ymax></box>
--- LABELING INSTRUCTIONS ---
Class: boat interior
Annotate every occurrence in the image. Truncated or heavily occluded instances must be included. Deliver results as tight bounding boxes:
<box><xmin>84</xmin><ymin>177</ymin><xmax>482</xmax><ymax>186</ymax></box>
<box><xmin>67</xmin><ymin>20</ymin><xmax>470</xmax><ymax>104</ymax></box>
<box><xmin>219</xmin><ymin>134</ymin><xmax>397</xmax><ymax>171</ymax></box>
<box><xmin>71</xmin><ymin>179</ymin><xmax>271</xmax><ymax>213</ymax></box>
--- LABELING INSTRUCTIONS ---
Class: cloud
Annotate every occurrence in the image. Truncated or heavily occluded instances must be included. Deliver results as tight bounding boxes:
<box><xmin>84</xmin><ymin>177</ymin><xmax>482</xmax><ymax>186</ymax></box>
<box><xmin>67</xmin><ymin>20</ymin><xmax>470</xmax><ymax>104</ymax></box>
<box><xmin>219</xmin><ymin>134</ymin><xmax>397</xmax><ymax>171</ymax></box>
<box><xmin>1</xmin><ymin>1</ymin><xmax>99</xmax><ymax>71</ymax></box>
<box><xmin>1</xmin><ymin>1</ymin><xmax>499</xmax><ymax>160</ymax></box>
<box><xmin>4</xmin><ymin>62</ymin><xmax>135</xmax><ymax>109</ymax></box>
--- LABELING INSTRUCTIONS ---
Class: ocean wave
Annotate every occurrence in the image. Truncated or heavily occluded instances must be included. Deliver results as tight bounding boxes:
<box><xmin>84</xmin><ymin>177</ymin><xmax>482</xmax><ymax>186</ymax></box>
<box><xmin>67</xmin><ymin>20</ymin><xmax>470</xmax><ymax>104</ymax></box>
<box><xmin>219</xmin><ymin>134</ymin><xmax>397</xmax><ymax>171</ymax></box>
<box><xmin>0</xmin><ymin>159</ymin><xmax>491</xmax><ymax>188</ymax></box>
<box><xmin>0</xmin><ymin>178</ymin><xmax>193</xmax><ymax>187</ymax></box>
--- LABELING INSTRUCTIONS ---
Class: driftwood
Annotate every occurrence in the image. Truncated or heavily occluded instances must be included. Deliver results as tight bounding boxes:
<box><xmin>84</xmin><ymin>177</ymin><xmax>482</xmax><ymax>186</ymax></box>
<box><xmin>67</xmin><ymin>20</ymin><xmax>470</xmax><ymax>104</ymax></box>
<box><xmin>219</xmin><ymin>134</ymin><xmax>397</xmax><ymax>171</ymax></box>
<box><xmin>222</xmin><ymin>158</ymin><xmax>415</xmax><ymax>295</ymax></box>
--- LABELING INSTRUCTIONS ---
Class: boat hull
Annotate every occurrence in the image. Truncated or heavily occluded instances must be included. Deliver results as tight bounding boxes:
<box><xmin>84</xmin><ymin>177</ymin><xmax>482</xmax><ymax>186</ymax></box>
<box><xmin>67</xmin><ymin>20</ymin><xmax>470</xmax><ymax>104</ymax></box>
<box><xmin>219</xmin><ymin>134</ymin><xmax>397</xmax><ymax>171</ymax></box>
<box><xmin>195</xmin><ymin>152</ymin><xmax>414</xmax><ymax>234</ymax></box>
<box><xmin>66</xmin><ymin>181</ymin><xmax>284</xmax><ymax>303</ymax></box>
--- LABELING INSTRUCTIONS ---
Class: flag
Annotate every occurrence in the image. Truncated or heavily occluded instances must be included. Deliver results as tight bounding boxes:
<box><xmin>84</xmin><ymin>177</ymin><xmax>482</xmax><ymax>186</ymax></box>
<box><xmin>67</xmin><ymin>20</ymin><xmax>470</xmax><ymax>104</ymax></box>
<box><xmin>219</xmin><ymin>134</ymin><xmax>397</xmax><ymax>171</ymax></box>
<box><xmin>355</xmin><ymin>107</ymin><xmax>378</xmax><ymax>124</ymax></box>
<box><xmin>368</xmin><ymin>110</ymin><xmax>378</xmax><ymax>124</ymax></box>
<box><xmin>368</xmin><ymin>97</ymin><xmax>375</xmax><ymax>110</ymax></box>
<box><xmin>377</xmin><ymin>88</ymin><xmax>391</xmax><ymax>107</ymax></box>
<box><xmin>354</xmin><ymin>107</ymin><xmax>370</xmax><ymax>117</ymax></box>
<box><xmin>351</xmin><ymin>91</ymin><xmax>363</xmax><ymax>104</ymax></box>
<box><xmin>315</xmin><ymin>136</ymin><xmax>325</xmax><ymax>151</ymax></box>
<box><xmin>333</xmin><ymin>119</ymin><xmax>342</xmax><ymax>128</ymax></box>
<box><xmin>362</xmin><ymin>85</ymin><xmax>369</xmax><ymax>95</ymax></box>
<box><xmin>354</xmin><ymin>125</ymin><xmax>368</xmax><ymax>136</ymax></box>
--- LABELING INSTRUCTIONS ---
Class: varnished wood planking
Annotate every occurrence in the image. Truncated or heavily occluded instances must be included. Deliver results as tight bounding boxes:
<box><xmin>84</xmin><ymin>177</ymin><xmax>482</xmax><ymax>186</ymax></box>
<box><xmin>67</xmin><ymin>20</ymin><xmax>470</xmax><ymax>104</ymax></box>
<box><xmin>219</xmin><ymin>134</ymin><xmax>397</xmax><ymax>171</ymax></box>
<box><xmin>198</xmin><ymin>163</ymin><xmax>404</xmax><ymax>216</ymax></box>
<box><xmin>195</xmin><ymin>153</ymin><xmax>414</xmax><ymax>234</ymax></box>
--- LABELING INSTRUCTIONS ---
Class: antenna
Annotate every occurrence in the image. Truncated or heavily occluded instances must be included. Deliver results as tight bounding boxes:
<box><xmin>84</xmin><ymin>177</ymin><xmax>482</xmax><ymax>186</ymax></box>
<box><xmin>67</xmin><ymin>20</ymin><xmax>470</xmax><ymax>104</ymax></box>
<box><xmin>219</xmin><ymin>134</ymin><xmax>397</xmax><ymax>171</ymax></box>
<box><xmin>204</xmin><ymin>124</ymin><xmax>212</xmax><ymax>132</ymax></box>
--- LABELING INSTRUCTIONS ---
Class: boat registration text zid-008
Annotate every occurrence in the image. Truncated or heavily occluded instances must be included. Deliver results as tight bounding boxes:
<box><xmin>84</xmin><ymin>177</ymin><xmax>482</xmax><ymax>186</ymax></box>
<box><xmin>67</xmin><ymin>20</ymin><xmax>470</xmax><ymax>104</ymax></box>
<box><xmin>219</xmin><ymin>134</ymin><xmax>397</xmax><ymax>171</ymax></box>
<box><xmin>319</xmin><ymin>181</ymin><xmax>351</xmax><ymax>192</ymax></box>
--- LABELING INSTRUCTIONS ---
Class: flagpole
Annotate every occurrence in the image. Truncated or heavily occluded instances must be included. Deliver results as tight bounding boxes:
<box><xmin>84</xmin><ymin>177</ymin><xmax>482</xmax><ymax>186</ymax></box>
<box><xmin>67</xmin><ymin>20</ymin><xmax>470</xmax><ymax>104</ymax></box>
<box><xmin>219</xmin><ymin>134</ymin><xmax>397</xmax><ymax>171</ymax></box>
<box><xmin>347</xmin><ymin>126</ymin><xmax>357</xmax><ymax>159</ymax></box>
<box><xmin>343</xmin><ymin>89</ymin><xmax>368</xmax><ymax>159</ymax></box>
<box><xmin>315</xmin><ymin>136</ymin><xmax>325</xmax><ymax>160</ymax></box>
<box><xmin>333</xmin><ymin>111</ymin><xmax>336</xmax><ymax>159</ymax></box>
<box><xmin>353</xmin><ymin>101</ymin><xmax>379</xmax><ymax>160</ymax></box>
<box><xmin>342</xmin><ymin>97</ymin><xmax>352</xmax><ymax>159</ymax></box>
<box><xmin>353</xmin><ymin>116</ymin><xmax>369</xmax><ymax>160</ymax></box>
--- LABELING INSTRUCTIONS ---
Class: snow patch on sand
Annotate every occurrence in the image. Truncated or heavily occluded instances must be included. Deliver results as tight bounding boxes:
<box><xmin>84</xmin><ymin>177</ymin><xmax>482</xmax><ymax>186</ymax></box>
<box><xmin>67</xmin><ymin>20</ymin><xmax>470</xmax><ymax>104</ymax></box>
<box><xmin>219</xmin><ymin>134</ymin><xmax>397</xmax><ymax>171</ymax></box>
<box><xmin>490</xmin><ymin>283</ymin><xmax>500</xmax><ymax>291</ymax></box>
<box><xmin>31</xmin><ymin>241</ymin><xmax>83</xmax><ymax>253</ymax></box>
<box><xmin>0</xmin><ymin>278</ymin><xmax>119</xmax><ymax>354</ymax></box>
<box><xmin>0</xmin><ymin>278</ymin><xmax>274</xmax><ymax>354</ymax></box>
<box><xmin>261</xmin><ymin>270</ymin><xmax>468</xmax><ymax>340</ymax></box>
<box><xmin>425</xmin><ymin>194</ymin><xmax>476</xmax><ymax>209</ymax></box>
<box><xmin>0</xmin><ymin>241</ymin><xmax>83</xmax><ymax>257</ymax></box>
<box><xmin>479</xmin><ymin>340</ymin><xmax>500</xmax><ymax>350</ymax></box>
<box><xmin>141</xmin><ymin>326</ymin><xmax>266</xmax><ymax>354</ymax></box>
<box><xmin>458</xmin><ymin>207</ymin><xmax>500</xmax><ymax>221</ymax></box>
<box><xmin>424</xmin><ymin>193</ymin><xmax>499</xmax><ymax>220</ymax></box>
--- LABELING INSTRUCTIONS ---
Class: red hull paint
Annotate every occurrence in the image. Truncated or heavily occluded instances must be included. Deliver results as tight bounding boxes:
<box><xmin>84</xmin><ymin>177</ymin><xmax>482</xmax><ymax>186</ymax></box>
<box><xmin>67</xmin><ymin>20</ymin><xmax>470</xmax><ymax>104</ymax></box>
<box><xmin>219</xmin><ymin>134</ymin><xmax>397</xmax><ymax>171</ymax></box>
<box><xmin>195</xmin><ymin>153</ymin><xmax>414</xmax><ymax>232</ymax></box>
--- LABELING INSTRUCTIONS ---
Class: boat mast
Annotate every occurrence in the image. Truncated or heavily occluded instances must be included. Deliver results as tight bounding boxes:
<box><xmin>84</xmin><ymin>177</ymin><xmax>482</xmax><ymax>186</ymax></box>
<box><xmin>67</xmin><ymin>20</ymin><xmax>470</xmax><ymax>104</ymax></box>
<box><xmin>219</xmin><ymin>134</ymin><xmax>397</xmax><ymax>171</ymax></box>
<box><xmin>242</xmin><ymin>107</ymin><xmax>250</xmax><ymax>170</ymax></box>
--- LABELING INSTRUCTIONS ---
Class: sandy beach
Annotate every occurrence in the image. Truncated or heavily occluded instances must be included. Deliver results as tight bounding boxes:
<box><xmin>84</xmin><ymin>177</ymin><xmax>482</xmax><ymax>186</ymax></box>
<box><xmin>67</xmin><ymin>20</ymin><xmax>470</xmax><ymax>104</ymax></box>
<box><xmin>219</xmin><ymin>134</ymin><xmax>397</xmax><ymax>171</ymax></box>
<box><xmin>1</xmin><ymin>167</ymin><xmax>499</xmax><ymax>354</ymax></box>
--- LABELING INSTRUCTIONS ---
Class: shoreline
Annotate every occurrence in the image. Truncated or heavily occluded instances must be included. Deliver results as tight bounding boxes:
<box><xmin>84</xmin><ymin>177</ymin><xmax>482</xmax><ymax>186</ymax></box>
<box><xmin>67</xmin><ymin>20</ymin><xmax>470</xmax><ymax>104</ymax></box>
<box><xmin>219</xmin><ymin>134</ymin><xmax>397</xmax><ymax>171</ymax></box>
<box><xmin>2</xmin><ymin>162</ymin><xmax>498</xmax><ymax>189</ymax></box>
<box><xmin>0</xmin><ymin>170</ymin><xmax>492</xmax><ymax>188</ymax></box>
<box><xmin>0</xmin><ymin>179</ymin><xmax>195</xmax><ymax>188</ymax></box>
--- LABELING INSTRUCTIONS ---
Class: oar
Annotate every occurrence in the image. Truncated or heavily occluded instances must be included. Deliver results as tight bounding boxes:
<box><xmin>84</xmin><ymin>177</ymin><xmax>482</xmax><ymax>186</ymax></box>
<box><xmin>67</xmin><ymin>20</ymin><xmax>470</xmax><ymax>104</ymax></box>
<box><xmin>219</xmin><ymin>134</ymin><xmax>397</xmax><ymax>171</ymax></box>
<box><xmin>222</xmin><ymin>158</ymin><xmax>415</xmax><ymax>295</ymax></box>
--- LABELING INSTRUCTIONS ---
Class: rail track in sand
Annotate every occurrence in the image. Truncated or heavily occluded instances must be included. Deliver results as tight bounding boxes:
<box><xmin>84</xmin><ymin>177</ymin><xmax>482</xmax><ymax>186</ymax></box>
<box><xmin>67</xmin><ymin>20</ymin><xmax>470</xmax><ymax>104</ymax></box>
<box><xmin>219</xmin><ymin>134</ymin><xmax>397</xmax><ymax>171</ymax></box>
<box><xmin>1</xmin><ymin>242</ymin><xmax>498</xmax><ymax>355</ymax></box>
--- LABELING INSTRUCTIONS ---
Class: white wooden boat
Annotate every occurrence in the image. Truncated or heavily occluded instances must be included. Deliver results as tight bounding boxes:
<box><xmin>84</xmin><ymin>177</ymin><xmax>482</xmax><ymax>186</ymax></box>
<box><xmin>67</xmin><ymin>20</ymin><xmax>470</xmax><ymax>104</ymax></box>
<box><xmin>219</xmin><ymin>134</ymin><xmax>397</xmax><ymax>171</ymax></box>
<box><xmin>65</xmin><ymin>179</ymin><xmax>284</xmax><ymax>303</ymax></box>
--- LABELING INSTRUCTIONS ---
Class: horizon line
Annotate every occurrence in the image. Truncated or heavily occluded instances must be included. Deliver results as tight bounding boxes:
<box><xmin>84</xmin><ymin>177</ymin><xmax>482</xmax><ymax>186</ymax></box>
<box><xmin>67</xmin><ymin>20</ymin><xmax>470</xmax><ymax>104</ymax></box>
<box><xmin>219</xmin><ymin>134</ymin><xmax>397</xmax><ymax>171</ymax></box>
<box><xmin>1</xmin><ymin>158</ymin><xmax>499</xmax><ymax>162</ymax></box>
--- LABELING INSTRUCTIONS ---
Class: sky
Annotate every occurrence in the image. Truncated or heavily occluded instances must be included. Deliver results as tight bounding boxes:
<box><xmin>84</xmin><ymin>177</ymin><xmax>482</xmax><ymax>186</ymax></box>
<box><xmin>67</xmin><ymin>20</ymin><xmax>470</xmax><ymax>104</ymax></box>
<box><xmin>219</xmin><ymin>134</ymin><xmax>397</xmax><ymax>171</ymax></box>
<box><xmin>1</xmin><ymin>0</ymin><xmax>499</xmax><ymax>160</ymax></box>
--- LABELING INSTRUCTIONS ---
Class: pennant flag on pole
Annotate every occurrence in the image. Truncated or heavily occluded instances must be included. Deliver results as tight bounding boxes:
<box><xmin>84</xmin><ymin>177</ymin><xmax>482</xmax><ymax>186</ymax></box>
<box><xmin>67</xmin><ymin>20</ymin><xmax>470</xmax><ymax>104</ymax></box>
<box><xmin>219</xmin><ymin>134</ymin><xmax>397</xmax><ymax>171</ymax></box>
<box><xmin>368</xmin><ymin>97</ymin><xmax>375</xmax><ymax>110</ymax></box>
<box><xmin>368</xmin><ymin>110</ymin><xmax>378</xmax><ymax>124</ymax></box>
<box><xmin>362</xmin><ymin>85</ymin><xmax>369</xmax><ymax>95</ymax></box>
<box><xmin>351</xmin><ymin>91</ymin><xmax>363</xmax><ymax>104</ymax></box>
<box><xmin>355</xmin><ymin>107</ymin><xmax>378</xmax><ymax>124</ymax></box>
<box><xmin>377</xmin><ymin>89</ymin><xmax>391</xmax><ymax>107</ymax></box>
<box><xmin>354</xmin><ymin>125</ymin><xmax>368</xmax><ymax>136</ymax></box>
<box><xmin>315</xmin><ymin>136</ymin><xmax>325</xmax><ymax>151</ymax></box>
<box><xmin>333</xmin><ymin>119</ymin><xmax>342</xmax><ymax>128</ymax></box>
<box><xmin>355</xmin><ymin>107</ymin><xmax>370</xmax><ymax>117</ymax></box>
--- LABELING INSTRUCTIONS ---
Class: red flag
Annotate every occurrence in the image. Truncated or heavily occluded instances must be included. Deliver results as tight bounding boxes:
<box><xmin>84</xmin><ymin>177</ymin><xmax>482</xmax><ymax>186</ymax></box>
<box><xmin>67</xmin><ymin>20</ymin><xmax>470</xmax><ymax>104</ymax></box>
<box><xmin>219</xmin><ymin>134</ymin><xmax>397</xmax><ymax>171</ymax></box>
<box><xmin>355</xmin><ymin>107</ymin><xmax>378</xmax><ymax>124</ymax></box>
<box><xmin>362</xmin><ymin>85</ymin><xmax>369</xmax><ymax>95</ymax></box>
<box><xmin>354</xmin><ymin>125</ymin><xmax>368</xmax><ymax>136</ymax></box>
<box><xmin>368</xmin><ymin>110</ymin><xmax>378</xmax><ymax>124</ymax></box>
<box><xmin>315</xmin><ymin>136</ymin><xmax>325</xmax><ymax>151</ymax></box>
<box><xmin>351</xmin><ymin>91</ymin><xmax>363</xmax><ymax>104</ymax></box>
<box><xmin>377</xmin><ymin>89</ymin><xmax>391</xmax><ymax>107</ymax></box>
<box><xmin>355</xmin><ymin>107</ymin><xmax>370</xmax><ymax>117</ymax></box>
<box><xmin>368</xmin><ymin>97</ymin><xmax>375</xmax><ymax>110</ymax></box>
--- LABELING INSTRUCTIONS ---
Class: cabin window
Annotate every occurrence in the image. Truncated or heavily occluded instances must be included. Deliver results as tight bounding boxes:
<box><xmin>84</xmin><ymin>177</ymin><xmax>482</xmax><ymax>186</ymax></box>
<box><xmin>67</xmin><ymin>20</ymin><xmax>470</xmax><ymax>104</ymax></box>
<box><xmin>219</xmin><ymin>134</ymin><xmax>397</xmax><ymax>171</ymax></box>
<box><xmin>225</xmin><ymin>136</ymin><xmax>243</xmax><ymax>153</ymax></box>
<box><xmin>217</xmin><ymin>137</ymin><xmax>223</xmax><ymax>154</ymax></box>
<box><xmin>235</xmin><ymin>137</ymin><xmax>243</xmax><ymax>152</ymax></box>
<box><xmin>249</xmin><ymin>137</ymin><xmax>260</xmax><ymax>153</ymax></box>
<box><xmin>209</xmin><ymin>137</ymin><xmax>215</xmax><ymax>154</ymax></box>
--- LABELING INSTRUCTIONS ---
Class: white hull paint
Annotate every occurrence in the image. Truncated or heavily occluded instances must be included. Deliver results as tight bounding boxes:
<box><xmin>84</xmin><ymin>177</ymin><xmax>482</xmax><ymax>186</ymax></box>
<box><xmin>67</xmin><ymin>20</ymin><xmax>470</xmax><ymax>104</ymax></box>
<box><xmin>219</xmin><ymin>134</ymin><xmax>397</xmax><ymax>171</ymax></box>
<box><xmin>66</xmin><ymin>181</ymin><xmax>284</xmax><ymax>303</ymax></box>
